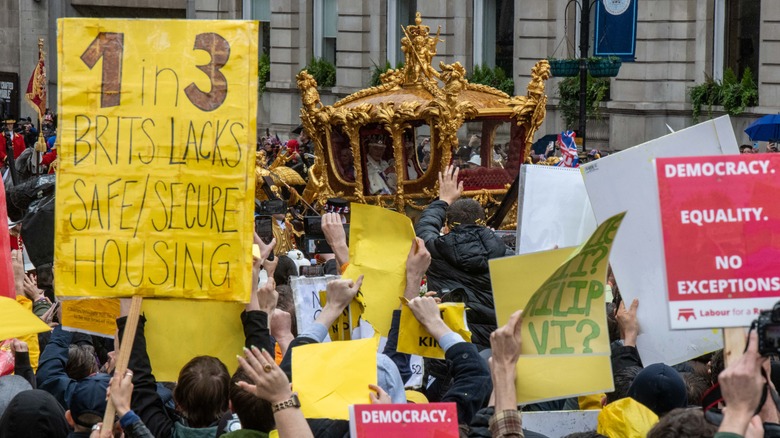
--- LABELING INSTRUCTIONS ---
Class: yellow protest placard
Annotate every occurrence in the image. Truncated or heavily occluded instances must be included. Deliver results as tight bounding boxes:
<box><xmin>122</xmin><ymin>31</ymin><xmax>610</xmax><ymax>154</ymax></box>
<box><xmin>55</xmin><ymin>19</ymin><xmax>258</xmax><ymax>301</ymax></box>
<box><xmin>397</xmin><ymin>302</ymin><xmax>472</xmax><ymax>359</ymax></box>
<box><xmin>342</xmin><ymin>204</ymin><xmax>414</xmax><ymax>336</ymax></box>
<box><xmin>319</xmin><ymin>291</ymin><xmax>364</xmax><ymax>341</ymax></box>
<box><xmin>61</xmin><ymin>298</ymin><xmax>120</xmax><ymax>337</ymax></box>
<box><xmin>141</xmin><ymin>299</ymin><xmax>245</xmax><ymax>382</ymax></box>
<box><xmin>491</xmin><ymin>247</ymin><xmax>577</xmax><ymax>327</ymax></box>
<box><xmin>490</xmin><ymin>212</ymin><xmax>626</xmax><ymax>404</ymax></box>
<box><xmin>0</xmin><ymin>296</ymin><xmax>51</xmax><ymax>341</ymax></box>
<box><xmin>292</xmin><ymin>337</ymin><xmax>377</xmax><ymax>420</ymax></box>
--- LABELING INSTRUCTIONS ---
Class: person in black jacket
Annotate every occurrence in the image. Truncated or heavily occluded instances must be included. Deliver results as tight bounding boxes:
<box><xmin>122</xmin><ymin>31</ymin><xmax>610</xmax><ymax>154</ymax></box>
<box><xmin>415</xmin><ymin>165</ymin><xmax>512</xmax><ymax>348</ymax></box>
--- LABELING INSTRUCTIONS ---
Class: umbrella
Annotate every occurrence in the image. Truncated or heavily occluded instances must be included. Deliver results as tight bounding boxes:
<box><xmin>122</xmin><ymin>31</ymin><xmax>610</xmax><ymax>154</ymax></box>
<box><xmin>744</xmin><ymin>114</ymin><xmax>780</xmax><ymax>141</ymax></box>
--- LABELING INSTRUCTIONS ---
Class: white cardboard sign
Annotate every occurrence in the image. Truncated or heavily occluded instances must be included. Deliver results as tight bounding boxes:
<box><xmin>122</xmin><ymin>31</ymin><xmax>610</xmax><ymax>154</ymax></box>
<box><xmin>522</xmin><ymin>410</ymin><xmax>600</xmax><ymax>438</ymax></box>
<box><xmin>579</xmin><ymin>116</ymin><xmax>737</xmax><ymax>365</ymax></box>
<box><xmin>516</xmin><ymin>165</ymin><xmax>597</xmax><ymax>254</ymax></box>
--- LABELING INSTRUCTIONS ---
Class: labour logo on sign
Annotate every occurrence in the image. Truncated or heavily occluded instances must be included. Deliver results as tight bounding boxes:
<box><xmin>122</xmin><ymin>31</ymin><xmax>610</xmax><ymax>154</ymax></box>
<box><xmin>678</xmin><ymin>308</ymin><xmax>696</xmax><ymax>322</ymax></box>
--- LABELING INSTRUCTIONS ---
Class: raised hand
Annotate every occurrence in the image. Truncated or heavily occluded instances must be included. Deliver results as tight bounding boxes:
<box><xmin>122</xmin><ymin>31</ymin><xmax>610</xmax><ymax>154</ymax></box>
<box><xmin>237</xmin><ymin>346</ymin><xmax>292</xmax><ymax>404</ymax></box>
<box><xmin>438</xmin><ymin>164</ymin><xmax>463</xmax><ymax>205</ymax></box>
<box><xmin>407</xmin><ymin>296</ymin><xmax>450</xmax><ymax>341</ymax></box>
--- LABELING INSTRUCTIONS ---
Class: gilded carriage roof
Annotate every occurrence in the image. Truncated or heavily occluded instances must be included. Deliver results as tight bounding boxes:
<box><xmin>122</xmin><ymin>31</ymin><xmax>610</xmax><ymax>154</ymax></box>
<box><xmin>332</xmin><ymin>12</ymin><xmax>515</xmax><ymax>115</ymax></box>
<box><xmin>335</xmin><ymin>84</ymin><xmax>515</xmax><ymax>113</ymax></box>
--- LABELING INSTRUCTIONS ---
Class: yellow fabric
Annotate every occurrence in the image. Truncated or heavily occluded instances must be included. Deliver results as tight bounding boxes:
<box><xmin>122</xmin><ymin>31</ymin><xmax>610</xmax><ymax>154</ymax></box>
<box><xmin>2</xmin><ymin>296</ymin><xmax>47</xmax><ymax>371</ymax></box>
<box><xmin>292</xmin><ymin>337</ymin><xmax>377</xmax><ymax>420</ymax></box>
<box><xmin>404</xmin><ymin>390</ymin><xmax>429</xmax><ymax>404</ymax></box>
<box><xmin>597</xmin><ymin>397</ymin><xmax>659</xmax><ymax>438</ymax></box>
<box><xmin>578</xmin><ymin>393</ymin><xmax>606</xmax><ymax>410</ymax></box>
<box><xmin>141</xmin><ymin>299</ymin><xmax>245</xmax><ymax>382</ymax></box>
<box><xmin>61</xmin><ymin>298</ymin><xmax>120</xmax><ymax>337</ymax></box>
<box><xmin>489</xmin><ymin>212</ymin><xmax>626</xmax><ymax>404</ymax></box>
<box><xmin>397</xmin><ymin>302</ymin><xmax>471</xmax><ymax>359</ymax></box>
<box><xmin>342</xmin><ymin>204</ymin><xmax>414</xmax><ymax>336</ymax></box>
<box><xmin>55</xmin><ymin>19</ymin><xmax>258</xmax><ymax>301</ymax></box>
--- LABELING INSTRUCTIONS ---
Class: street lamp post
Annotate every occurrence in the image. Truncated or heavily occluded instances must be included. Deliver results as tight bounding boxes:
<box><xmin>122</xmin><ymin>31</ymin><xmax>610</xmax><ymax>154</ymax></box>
<box><xmin>578</xmin><ymin>0</ymin><xmax>592</xmax><ymax>153</ymax></box>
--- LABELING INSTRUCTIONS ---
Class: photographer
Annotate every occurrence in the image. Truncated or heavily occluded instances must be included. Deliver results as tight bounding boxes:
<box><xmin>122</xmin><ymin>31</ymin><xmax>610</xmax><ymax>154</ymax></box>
<box><xmin>716</xmin><ymin>330</ymin><xmax>780</xmax><ymax>438</ymax></box>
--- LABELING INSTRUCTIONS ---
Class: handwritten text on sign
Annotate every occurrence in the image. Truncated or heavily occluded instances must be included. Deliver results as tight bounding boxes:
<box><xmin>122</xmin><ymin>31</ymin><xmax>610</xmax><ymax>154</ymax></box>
<box><xmin>657</xmin><ymin>155</ymin><xmax>780</xmax><ymax>328</ymax></box>
<box><xmin>521</xmin><ymin>213</ymin><xmax>624</xmax><ymax>356</ymax></box>
<box><xmin>55</xmin><ymin>19</ymin><xmax>258</xmax><ymax>300</ymax></box>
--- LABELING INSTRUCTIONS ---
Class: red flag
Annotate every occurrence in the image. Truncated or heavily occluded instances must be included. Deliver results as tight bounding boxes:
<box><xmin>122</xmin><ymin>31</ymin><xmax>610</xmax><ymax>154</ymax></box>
<box><xmin>25</xmin><ymin>40</ymin><xmax>47</xmax><ymax>120</ymax></box>
<box><xmin>0</xmin><ymin>177</ymin><xmax>16</xmax><ymax>298</ymax></box>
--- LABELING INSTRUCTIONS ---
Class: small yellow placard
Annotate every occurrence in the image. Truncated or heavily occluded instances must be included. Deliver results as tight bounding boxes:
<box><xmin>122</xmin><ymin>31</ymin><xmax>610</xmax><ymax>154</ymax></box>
<box><xmin>342</xmin><ymin>204</ymin><xmax>415</xmax><ymax>336</ymax></box>
<box><xmin>61</xmin><ymin>298</ymin><xmax>121</xmax><ymax>337</ymax></box>
<box><xmin>397</xmin><ymin>302</ymin><xmax>471</xmax><ymax>359</ymax></box>
<box><xmin>0</xmin><ymin>296</ymin><xmax>51</xmax><ymax>341</ymax></box>
<box><xmin>292</xmin><ymin>337</ymin><xmax>377</xmax><ymax>420</ymax></box>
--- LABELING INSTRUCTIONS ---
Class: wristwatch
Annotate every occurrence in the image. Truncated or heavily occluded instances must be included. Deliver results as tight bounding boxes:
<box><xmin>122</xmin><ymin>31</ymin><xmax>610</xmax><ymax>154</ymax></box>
<box><xmin>272</xmin><ymin>394</ymin><xmax>301</xmax><ymax>413</ymax></box>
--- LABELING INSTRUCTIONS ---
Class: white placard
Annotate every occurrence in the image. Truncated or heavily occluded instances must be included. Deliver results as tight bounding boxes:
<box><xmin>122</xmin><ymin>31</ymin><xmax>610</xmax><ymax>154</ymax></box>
<box><xmin>522</xmin><ymin>410</ymin><xmax>600</xmax><ymax>438</ymax></box>
<box><xmin>291</xmin><ymin>275</ymin><xmax>338</xmax><ymax>342</ymax></box>
<box><xmin>291</xmin><ymin>275</ymin><xmax>374</xmax><ymax>342</ymax></box>
<box><xmin>516</xmin><ymin>165</ymin><xmax>597</xmax><ymax>254</ymax></box>
<box><xmin>579</xmin><ymin>116</ymin><xmax>737</xmax><ymax>365</ymax></box>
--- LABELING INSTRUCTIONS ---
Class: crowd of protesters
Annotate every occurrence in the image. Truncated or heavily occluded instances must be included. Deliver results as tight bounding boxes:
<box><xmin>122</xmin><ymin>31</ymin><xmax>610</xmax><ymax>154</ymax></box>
<box><xmin>0</xmin><ymin>116</ymin><xmax>776</xmax><ymax>438</ymax></box>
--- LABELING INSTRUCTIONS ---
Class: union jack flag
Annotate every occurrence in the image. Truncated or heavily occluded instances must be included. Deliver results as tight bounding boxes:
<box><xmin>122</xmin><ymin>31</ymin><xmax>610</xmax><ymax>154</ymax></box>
<box><xmin>556</xmin><ymin>130</ymin><xmax>579</xmax><ymax>168</ymax></box>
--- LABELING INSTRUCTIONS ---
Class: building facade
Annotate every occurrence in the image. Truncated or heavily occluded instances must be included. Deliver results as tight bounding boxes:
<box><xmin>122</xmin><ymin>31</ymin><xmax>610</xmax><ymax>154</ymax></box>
<box><xmin>2</xmin><ymin>0</ymin><xmax>777</xmax><ymax>150</ymax></box>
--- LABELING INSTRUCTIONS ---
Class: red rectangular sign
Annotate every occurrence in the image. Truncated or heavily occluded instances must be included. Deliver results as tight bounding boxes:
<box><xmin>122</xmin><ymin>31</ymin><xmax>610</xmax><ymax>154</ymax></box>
<box><xmin>657</xmin><ymin>154</ymin><xmax>780</xmax><ymax>328</ymax></box>
<box><xmin>349</xmin><ymin>402</ymin><xmax>459</xmax><ymax>438</ymax></box>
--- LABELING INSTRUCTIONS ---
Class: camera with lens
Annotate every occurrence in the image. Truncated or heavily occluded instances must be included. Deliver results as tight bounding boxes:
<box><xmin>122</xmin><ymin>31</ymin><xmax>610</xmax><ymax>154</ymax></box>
<box><xmin>756</xmin><ymin>302</ymin><xmax>780</xmax><ymax>356</ymax></box>
<box><xmin>254</xmin><ymin>199</ymin><xmax>288</xmax><ymax>244</ymax></box>
<box><xmin>301</xmin><ymin>216</ymin><xmax>349</xmax><ymax>256</ymax></box>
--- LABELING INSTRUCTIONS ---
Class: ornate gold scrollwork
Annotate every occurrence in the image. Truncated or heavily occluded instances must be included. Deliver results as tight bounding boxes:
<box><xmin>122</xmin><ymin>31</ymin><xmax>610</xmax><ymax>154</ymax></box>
<box><xmin>500</xmin><ymin>60</ymin><xmax>551</xmax><ymax>158</ymax></box>
<box><xmin>420</xmin><ymin>62</ymin><xmax>478</xmax><ymax>170</ymax></box>
<box><xmin>330</xmin><ymin>104</ymin><xmax>374</xmax><ymax>196</ymax></box>
<box><xmin>376</xmin><ymin>101</ymin><xmax>421</xmax><ymax>211</ymax></box>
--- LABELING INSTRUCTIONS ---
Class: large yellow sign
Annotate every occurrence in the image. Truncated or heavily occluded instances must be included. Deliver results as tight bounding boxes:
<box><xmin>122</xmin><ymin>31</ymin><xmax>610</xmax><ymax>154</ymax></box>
<box><xmin>55</xmin><ymin>19</ymin><xmax>258</xmax><ymax>301</ymax></box>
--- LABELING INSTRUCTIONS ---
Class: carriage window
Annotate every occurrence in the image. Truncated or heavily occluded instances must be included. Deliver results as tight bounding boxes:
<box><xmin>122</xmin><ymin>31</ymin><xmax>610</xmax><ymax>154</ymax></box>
<box><xmin>331</xmin><ymin>127</ymin><xmax>354</xmax><ymax>182</ymax></box>
<box><xmin>417</xmin><ymin>124</ymin><xmax>431</xmax><ymax>172</ymax></box>
<box><xmin>401</xmin><ymin>129</ymin><xmax>423</xmax><ymax>181</ymax></box>
<box><xmin>455</xmin><ymin>118</ymin><xmax>523</xmax><ymax>191</ymax></box>
<box><xmin>361</xmin><ymin>128</ymin><xmax>396</xmax><ymax>195</ymax></box>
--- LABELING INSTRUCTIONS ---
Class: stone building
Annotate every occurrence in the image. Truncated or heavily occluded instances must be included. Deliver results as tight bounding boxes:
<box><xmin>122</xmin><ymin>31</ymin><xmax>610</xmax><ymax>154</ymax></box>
<box><xmin>2</xmin><ymin>0</ymin><xmax>777</xmax><ymax>150</ymax></box>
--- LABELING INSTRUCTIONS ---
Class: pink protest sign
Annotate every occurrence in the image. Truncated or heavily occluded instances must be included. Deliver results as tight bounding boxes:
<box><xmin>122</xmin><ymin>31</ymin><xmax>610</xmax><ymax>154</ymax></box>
<box><xmin>349</xmin><ymin>402</ymin><xmax>459</xmax><ymax>438</ymax></box>
<box><xmin>0</xmin><ymin>178</ymin><xmax>14</xmax><ymax>298</ymax></box>
<box><xmin>656</xmin><ymin>155</ymin><xmax>780</xmax><ymax>328</ymax></box>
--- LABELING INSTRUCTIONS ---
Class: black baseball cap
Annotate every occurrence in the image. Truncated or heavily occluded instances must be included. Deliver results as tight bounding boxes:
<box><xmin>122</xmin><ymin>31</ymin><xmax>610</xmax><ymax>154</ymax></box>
<box><xmin>69</xmin><ymin>374</ymin><xmax>110</xmax><ymax>427</ymax></box>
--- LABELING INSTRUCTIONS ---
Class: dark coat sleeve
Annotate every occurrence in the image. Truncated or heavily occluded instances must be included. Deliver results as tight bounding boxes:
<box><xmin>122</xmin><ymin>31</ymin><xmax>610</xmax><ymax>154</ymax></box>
<box><xmin>415</xmin><ymin>200</ymin><xmax>449</xmax><ymax>256</ymax></box>
<box><xmin>118</xmin><ymin>315</ymin><xmax>174</xmax><ymax>438</ymax></box>
<box><xmin>14</xmin><ymin>351</ymin><xmax>35</xmax><ymax>388</ymax></box>
<box><xmin>611</xmin><ymin>344</ymin><xmax>643</xmax><ymax>372</ymax></box>
<box><xmin>241</xmin><ymin>310</ymin><xmax>274</xmax><ymax>352</ymax></box>
<box><xmin>381</xmin><ymin>310</ymin><xmax>411</xmax><ymax>383</ymax></box>
<box><xmin>441</xmin><ymin>342</ymin><xmax>492</xmax><ymax>426</ymax></box>
<box><xmin>36</xmin><ymin>324</ymin><xmax>75</xmax><ymax>407</ymax></box>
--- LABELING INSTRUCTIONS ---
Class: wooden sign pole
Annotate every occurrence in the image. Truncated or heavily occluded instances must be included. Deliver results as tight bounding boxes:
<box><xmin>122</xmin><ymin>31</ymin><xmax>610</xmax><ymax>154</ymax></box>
<box><xmin>723</xmin><ymin>327</ymin><xmax>747</xmax><ymax>368</ymax></box>
<box><xmin>100</xmin><ymin>295</ymin><xmax>143</xmax><ymax>437</ymax></box>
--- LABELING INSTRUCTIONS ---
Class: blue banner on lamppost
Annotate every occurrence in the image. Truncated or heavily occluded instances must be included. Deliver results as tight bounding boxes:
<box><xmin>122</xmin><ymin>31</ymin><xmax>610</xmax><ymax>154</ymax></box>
<box><xmin>594</xmin><ymin>0</ymin><xmax>638</xmax><ymax>61</ymax></box>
